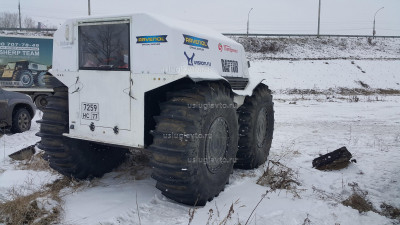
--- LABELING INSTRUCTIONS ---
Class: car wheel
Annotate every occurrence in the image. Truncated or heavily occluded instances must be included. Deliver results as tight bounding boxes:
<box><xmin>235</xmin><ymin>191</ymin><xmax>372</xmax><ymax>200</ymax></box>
<box><xmin>11</xmin><ymin>108</ymin><xmax>32</xmax><ymax>133</ymax></box>
<box><xmin>34</xmin><ymin>94</ymin><xmax>48</xmax><ymax>110</ymax></box>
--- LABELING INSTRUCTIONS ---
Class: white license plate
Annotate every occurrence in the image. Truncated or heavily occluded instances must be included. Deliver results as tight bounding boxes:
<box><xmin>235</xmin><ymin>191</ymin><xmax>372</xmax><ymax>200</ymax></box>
<box><xmin>81</xmin><ymin>103</ymin><xmax>99</xmax><ymax>121</ymax></box>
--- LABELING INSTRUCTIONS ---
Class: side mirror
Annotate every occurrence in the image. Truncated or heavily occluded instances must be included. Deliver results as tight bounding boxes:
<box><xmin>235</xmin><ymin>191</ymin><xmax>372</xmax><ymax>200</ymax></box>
<box><xmin>247</xmin><ymin>61</ymin><xmax>251</xmax><ymax>68</ymax></box>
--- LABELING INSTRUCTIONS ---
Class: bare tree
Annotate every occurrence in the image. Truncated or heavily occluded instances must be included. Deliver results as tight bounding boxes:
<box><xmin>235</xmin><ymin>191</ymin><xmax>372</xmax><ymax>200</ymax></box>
<box><xmin>0</xmin><ymin>12</ymin><xmax>19</xmax><ymax>28</ymax></box>
<box><xmin>0</xmin><ymin>12</ymin><xmax>48</xmax><ymax>29</ymax></box>
<box><xmin>23</xmin><ymin>17</ymin><xmax>35</xmax><ymax>28</ymax></box>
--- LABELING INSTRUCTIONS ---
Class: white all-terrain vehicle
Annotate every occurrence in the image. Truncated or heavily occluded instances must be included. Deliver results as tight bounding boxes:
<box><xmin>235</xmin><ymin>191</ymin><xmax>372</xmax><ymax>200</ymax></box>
<box><xmin>37</xmin><ymin>13</ymin><xmax>274</xmax><ymax>206</ymax></box>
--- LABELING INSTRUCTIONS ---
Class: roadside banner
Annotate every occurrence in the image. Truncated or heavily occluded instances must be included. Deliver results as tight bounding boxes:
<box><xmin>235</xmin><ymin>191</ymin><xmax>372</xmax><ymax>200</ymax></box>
<box><xmin>0</xmin><ymin>35</ymin><xmax>53</xmax><ymax>88</ymax></box>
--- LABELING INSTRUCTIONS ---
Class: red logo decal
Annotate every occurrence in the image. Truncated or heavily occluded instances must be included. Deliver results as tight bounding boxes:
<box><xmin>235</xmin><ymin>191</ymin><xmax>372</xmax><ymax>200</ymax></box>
<box><xmin>218</xmin><ymin>43</ymin><xmax>238</xmax><ymax>53</ymax></box>
<box><xmin>218</xmin><ymin>43</ymin><xmax>223</xmax><ymax>52</ymax></box>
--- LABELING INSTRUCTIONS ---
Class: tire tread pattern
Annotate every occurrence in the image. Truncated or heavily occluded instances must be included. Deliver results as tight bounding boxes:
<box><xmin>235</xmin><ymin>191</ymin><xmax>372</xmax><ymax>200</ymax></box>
<box><xmin>150</xmin><ymin>82</ymin><xmax>237</xmax><ymax>206</ymax></box>
<box><xmin>234</xmin><ymin>84</ymin><xmax>274</xmax><ymax>169</ymax></box>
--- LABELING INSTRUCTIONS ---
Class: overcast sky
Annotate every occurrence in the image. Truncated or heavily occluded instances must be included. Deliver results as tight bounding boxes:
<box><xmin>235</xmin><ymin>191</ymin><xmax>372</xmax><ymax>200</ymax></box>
<box><xmin>1</xmin><ymin>0</ymin><xmax>399</xmax><ymax>36</ymax></box>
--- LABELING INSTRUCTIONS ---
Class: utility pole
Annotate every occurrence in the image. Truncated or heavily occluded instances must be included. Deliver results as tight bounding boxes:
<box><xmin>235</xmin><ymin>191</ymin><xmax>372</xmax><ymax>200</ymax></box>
<box><xmin>247</xmin><ymin>8</ymin><xmax>253</xmax><ymax>37</ymax></box>
<box><xmin>317</xmin><ymin>0</ymin><xmax>321</xmax><ymax>37</ymax></box>
<box><xmin>88</xmin><ymin>0</ymin><xmax>91</xmax><ymax>16</ymax></box>
<box><xmin>373</xmin><ymin>7</ymin><xmax>384</xmax><ymax>37</ymax></box>
<box><xmin>18</xmin><ymin>0</ymin><xmax>22</xmax><ymax>29</ymax></box>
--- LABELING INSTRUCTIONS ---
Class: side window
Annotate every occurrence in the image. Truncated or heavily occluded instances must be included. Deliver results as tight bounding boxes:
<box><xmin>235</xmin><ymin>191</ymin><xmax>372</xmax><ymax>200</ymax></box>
<box><xmin>78</xmin><ymin>23</ymin><xmax>130</xmax><ymax>71</ymax></box>
<box><xmin>6</xmin><ymin>63</ymin><xmax>15</xmax><ymax>70</ymax></box>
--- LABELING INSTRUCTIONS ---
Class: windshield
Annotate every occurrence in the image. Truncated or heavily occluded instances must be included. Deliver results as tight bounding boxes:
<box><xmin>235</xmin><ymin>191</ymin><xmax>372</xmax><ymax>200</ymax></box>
<box><xmin>78</xmin><ymin>23</ymin><xmax>130</xmax><ymax>71</ymax></box>
<box><xmin>6</xmin><ymin>63</ymin><xmax>16</xmax><ymax>70</ymax></box>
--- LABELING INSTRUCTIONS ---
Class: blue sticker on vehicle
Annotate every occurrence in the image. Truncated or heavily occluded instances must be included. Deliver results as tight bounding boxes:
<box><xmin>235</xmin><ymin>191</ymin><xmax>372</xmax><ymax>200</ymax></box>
<box><xmin>136</xmin><ymin>35</ymin><xmax>167</xmax><ymax>44</ymax></box>
<box><xmin>184</xmin><ymin>51</ymin><xmax>211</xmax><ymax>66</ymax></box>
<box><xmin>183</xmin><ymin>34</ymin><xmax>209</xmax><ymax>49</ymax></box>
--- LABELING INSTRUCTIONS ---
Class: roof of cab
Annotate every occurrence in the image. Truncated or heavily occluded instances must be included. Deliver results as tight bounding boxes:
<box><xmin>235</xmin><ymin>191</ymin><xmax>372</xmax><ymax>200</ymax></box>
<box><xmin>67</xmin><ymin>13</ymin><xmax>238</xmax><ymax>45</ymax></box>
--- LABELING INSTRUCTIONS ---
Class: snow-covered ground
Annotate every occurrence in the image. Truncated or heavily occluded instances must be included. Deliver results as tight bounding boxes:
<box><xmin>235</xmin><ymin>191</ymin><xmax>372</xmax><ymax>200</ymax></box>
<box><xmin>1</xmin><ymin>58</ymin><xmax>399</xmax><ymax>224</ymax></box>
<box><xmin>250</xmin><ymin>60</ymin><xmax>400</xmax><ymax>91</ymax></box>
<box><xmin>58</xmin><ymin>98</ymin><xmax>400</xmax><ymax>225</ymax></box>
<box><xmin>1</xmin><ymin>91</ymin><xmax>399</xmax><ymax>225</ymax></box>
<box><xmin>236</xmin><ymin>37</ymin><xmax>400</xmax><ymax>60</ymax></box>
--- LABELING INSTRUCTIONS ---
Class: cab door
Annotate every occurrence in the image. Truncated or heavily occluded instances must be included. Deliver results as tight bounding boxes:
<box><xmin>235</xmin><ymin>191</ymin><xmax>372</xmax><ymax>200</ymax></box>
<box><xmin>77</xmin><ymin>20</ymin><xmax>132</xmax><ymax>131</ymax></box>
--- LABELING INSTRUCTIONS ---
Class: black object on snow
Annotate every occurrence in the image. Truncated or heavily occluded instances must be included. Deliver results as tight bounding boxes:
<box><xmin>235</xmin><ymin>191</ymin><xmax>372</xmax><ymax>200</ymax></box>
<box><xmin>312</xmin><ymin>146</ymin><xmax>353</xmax><ymax>170</ymax></box>
<box><xmin>9</xmin><ymin>145</ymin><xmax>36</xmax><ymax>160</ymax></box>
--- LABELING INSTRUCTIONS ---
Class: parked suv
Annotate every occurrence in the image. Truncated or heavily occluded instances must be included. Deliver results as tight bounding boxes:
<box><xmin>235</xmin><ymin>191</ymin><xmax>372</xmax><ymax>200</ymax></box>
<box><xmin>0</xmin><ymin>87</ymin><xmax>36</xmax><ymax>133</ymax></box>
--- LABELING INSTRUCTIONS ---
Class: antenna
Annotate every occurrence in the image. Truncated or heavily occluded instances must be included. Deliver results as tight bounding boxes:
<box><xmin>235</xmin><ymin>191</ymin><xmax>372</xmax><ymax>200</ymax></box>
<box><xmin>317</xmin><ymin>0</ymin><xmax>321</xmax><ymax>37</ymax></box>
<box><xmin>88</xmin><ymin>0</ymin><xmax>91</xmax><ymax>16</ymax></box>
<box><xmin>18</xmin><ymin>0</ymin><xmax>22</xmax><ymax>29</ymax></box>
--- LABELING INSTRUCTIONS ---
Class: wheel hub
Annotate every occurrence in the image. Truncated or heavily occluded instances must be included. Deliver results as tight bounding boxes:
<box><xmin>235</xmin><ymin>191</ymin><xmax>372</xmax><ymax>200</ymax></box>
<box><xmin>40</xmin><ymin>98</ymin><xmax>48</xmax><ymax>106</ymax></box>
<box><xmin>36</xmin><ymin>96</ymin><xmax>48</xmax><ymax>109</ymax></box>
<box><xmin>21</xmin><ymin>74</ymin><xmax>31</xmax><ymax>85</ymax></box>
<box><xmin>205</xmin><ymin>117</ymin><xmax>229</xmax><ymax>173</ymax></box>
<box><xmin>18</xmin><ymin>112</ymin><xmax>30</xmax><ymax>131</ymax></box>
<box><xmin>256</xmin><ymin>107</ymin><xmax>268</xmax><ymax>148</ymax></box>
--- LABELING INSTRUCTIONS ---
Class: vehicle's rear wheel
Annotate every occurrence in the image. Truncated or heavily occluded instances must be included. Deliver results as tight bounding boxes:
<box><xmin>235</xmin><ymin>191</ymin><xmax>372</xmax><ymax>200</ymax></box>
<box><xmin>34</xmin><ymin>94</ymin><xmax>48</xmax><ymax>110</ymax></box>
<box><xmin>35</xmin><ymin>71</ymin><xmax>47</xmax><ymax>87</ymax></box>
<box><xmin>150</xmin><ymin>82</ymin><xmax>238</xmax><ymax>206</ymax></box>
<box><xmin>11</xmin><ymin>108</ymin><xmax>32</xmax><ymax>133</ymax></box>
<box><xmin>36</xmin><ymin>86</ymin><xmax>128</xmax><ymax>179</ymax></box>
<box><xmin>235</xmin><ymin>84</ymin><xmax>274</xmax><ymax>169</ymax></box>
<box><xmin>14</xmin><ymin>70</ymin><xmax>34</xmax><ymax>87</ymax></box>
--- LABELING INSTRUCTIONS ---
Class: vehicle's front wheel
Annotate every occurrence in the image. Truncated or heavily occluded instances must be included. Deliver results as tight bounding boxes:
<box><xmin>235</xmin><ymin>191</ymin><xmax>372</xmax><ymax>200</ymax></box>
<box><xmin>11</xmin><ymin>108</ymin><xmax>32</xmax><ymax>133</ymax></box>
<box><xmin>14</xmin><ymin>70</ymin><xmax>34</xmax><ymax>87</ymax></box>
<box><xmin>37</xmin><ymin>86</ymin><xmax>128</xmax><ymax>179</ymax></box>
<box><xmin>150</xmin><ymin>82</ymin><xmax>238</xmax><ymax>206</ymax></box>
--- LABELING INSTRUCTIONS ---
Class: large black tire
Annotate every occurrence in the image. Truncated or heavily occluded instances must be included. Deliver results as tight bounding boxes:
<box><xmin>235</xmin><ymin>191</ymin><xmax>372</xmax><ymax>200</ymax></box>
<box><xmin>150</xmin><ymin>82</ymin><xmax>238</xmax><ymax>206</ymax></box>
<box><xmin>235</xmin><ymin>84</ymin><xmax>274</xmax><ymax>169</ymax></box>
<box><xmin>36</xmin><ymin>86</ymin><xmax>128</xmax><ymax>179</ymax></box>
<box><xmin>34</xmin><ymin>71</ymin><xmax>47</xmax><ymax>87</ymax></box>
<box><xmin>11</xmin><ymin>108</ymin><xmax>32</xmax><ymax>133</ymax></box>
<box><xmin>14</xmin><ymin>70</ymin><xmax>34</xmax><ymax>87</ymax></box>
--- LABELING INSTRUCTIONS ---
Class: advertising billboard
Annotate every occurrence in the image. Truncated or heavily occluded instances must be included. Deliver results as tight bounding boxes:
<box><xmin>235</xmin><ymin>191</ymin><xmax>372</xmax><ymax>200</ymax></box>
<box><xmin>0</xmin><ymin>35</ymin><xmax>53</xmax><ymax>88</ymax></box>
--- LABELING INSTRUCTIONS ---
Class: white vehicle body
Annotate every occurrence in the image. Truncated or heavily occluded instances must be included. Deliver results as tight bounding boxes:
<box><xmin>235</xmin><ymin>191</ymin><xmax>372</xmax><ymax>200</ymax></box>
<box><xmin>50</xmin><ymin>13</ymin><xmax>262</xmax><ymax>148</ymax></box>
<box><xmin>28</xmin><ymin>62</ymin><xmax>47</xmax><ymax>71</ymax></box>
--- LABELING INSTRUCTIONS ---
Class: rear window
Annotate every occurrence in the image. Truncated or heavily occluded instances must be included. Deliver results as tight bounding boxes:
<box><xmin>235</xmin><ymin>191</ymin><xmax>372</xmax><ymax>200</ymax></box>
<box><xmin>78</xmin><ymin>23</ymin><xmax>130</xmax><ymax>70</ymax></box>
